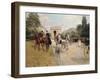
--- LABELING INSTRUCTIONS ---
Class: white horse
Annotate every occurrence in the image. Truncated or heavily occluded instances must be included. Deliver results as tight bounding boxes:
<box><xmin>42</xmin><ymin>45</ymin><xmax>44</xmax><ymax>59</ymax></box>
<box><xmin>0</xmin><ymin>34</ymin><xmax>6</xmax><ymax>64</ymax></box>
<box><xmin>51</xmin><ymin>39</ymin><xmax>61</xmax><ymax>54</ymax></box>
<box><xmin>51</xmin><ymin>39</ymin><xmax>62</xmax><ymax>65</ymax></box>
<box><xmin>61</xmin><ymin>39</ymin><xmax>69</xmax><ymax>50</ymax></box>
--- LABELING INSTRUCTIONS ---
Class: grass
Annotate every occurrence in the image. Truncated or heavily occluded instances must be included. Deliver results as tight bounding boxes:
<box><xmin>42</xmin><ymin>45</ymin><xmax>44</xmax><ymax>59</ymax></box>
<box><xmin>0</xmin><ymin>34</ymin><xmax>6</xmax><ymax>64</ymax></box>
<box><xmin>26</xmin><ymin>40</ymin><xmax>56</xmax><ymax>67</ymax></box>
<box><xmin>26</xmin><ymin>40</ymin><xmax>89</xmax><ymax>67</ymax></box>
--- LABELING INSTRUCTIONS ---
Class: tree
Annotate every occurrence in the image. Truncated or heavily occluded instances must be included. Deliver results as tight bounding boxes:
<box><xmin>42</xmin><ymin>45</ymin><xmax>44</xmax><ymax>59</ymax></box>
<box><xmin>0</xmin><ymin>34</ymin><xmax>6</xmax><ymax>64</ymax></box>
<box><xmin>82</xmin><ymin>16</ymin><xmax>87</xmax><ymax>27</ymax></box>
<box><xmin>26</xmin><ymin>13</ymin><xmax>41</xmax><ymax>28</ymax></box>
<box><xmin>76</xmin><ymin>24</ymin><xmax>82</xmax><ymax>36</ymax></box>
<box><xmin>77</xmin><ymin>16</ymin><xmax>89</xmax><ymax>38</ymax></box>
<box><xmin>76</xmin><ymin>16</ymin><xmax>90</xmax><ymax>45</ymax></box>
<box><xmin>26</xmin><ymin>13</ymin><xmax>41</xmax><ymax>40</ymax></box>
<box><xmin>81</xmin><ymin>16</ymin><xmax>89</xmax><ymax>38</ymax></box>
<box><xmin>81</xmin><ymin>23</ymin><xmax>89</xmax><ymax>38</ymax></box>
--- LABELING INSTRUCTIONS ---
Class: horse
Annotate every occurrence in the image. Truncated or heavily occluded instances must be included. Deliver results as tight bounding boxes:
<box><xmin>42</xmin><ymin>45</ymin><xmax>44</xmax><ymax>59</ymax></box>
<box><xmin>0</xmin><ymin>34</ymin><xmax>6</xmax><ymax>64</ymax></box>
<box><xmin>52</xmin><ymin>34</ymin><xmax>62</xmax><ymax>54</ymax></box>
<box><xmin>44</xmin><ymin>32</ymin><xmax>52</xmax><ymax>51</ymax></box>
<box><xmin>33</xmin><ymin>31</ymin><xmax>52</xmax><ymax>51</ymax></box>
<box><xmin>61</xmin><ymin>39</ymin><xmax>69</xmax><ymax>50</ymax></box>
<box><xmin>33</xmin><ymin>31</ymin><xmax>44</xmax><ymax>50</ymax></box>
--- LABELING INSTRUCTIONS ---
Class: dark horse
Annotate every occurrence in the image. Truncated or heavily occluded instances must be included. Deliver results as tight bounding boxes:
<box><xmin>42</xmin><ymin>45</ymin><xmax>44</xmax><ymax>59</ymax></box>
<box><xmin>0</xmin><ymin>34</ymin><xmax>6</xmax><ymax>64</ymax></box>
<box><xmin>33</xmin><ymin>31</ymin><xmax>51</xmax><ymax>51</ymax></box>
<box><xmin>45</xmin><ymin>31</ymin><xmax>52</xmax><ymax>51</ymax></box>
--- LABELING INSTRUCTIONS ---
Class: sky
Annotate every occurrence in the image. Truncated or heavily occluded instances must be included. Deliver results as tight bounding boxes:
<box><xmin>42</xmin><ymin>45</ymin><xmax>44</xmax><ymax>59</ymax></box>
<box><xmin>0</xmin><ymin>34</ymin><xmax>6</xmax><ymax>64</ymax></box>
<box><xmin>26</xmin><ymin>12</ymin><xmax>90</xmax><ymax>32</ymax></box>
<box><xmin>38</xmin><ymin>13</ymin><xmax>90</xmax><ymax>32</ymax></box>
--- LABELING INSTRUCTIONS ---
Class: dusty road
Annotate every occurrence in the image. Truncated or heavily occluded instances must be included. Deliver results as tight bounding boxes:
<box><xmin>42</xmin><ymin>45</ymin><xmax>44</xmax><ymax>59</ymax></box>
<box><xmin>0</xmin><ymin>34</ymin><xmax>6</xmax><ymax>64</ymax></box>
<box><xmin>53</xmin><ymin>42</ymin><xmax>89</xmax><ymax>65</ymax></box>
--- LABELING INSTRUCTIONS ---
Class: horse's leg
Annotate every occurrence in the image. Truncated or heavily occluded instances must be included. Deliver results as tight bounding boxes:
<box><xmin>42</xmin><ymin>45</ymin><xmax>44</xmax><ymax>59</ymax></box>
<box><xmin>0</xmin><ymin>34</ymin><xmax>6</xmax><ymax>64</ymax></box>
<box><xmin>46</xmin><ymin>44</ymin><xmax>48</xmax><ymax>51</ymax></box>
<box><xmin>61</xmin><ymin>43</ymin><xmax>64</xmax><ymax>49</ymax></box>
<box><xmin>33</xmin><ymin>40</ymin><xmax>35</xmax><ymax>48</ymax></box>
<box><xmin>64</xmin><ymin>42</ymin><xmax>66</xmax><ymax>49</ymax></box>
<box><xmin>41</xmin><ymin>43</ymin><xmax>44</xmax><ymax>51</ymax></box>
<box><xmin>41</xmin><ymin>42</ymin><xmax>44</xmax><ymax>51</ymax></box>
<box><xmin>66</xmin><ymin>42</ymin><xmax>68</xmax><ymax>50</ymax></box>
<box><xmin>34</xmin><ymin>40</ymin><xmax>38</xmax><ymax>50</ymax></box>
<box><xmin>46</xmin><ymin>44</ymin><xmax>49</xmax><ymax>52</ymax></box>
<box><xmin>40</xmin><ymin>38</ymin><xmax>43</xmax><ymax>50</ymax></box>
<box><xmin>39</xmin><ymin>42</ymin><xmax>41</xmax><ymax>50</ymax></box>
<box><xmin>37</xmin><ymin>40</ymin><xmax>40</xmax><ymax>51</ymax></box>
<box><xmin>42</xmin><ymin>41</ymin><xmax>45</xmax><ymax>51</ymax></box>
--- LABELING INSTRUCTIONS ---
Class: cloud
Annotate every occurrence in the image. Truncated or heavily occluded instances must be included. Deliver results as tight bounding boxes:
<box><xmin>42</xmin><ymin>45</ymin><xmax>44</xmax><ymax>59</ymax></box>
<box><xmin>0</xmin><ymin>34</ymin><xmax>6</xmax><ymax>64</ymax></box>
<box><xmin>38</xmin><ymin>13</ymin><xmax>90</xmax><ymax>32</ymax></box>
<box><xmin>62</xmin><ymin>15</ymin><xmax>82</xmax><ymax>28</ymax></box>
<box><xmin>38</xmin><ymin>14</ymin><xmax>49</xmax><ymax>26</ymax></box>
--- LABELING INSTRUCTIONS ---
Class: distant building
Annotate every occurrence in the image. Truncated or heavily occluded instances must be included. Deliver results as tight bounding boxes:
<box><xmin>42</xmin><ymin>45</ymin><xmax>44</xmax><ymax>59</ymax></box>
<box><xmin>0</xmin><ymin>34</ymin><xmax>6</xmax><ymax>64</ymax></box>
<box><xmin>50</xmin><ymin>26</ymin><xmax>62</xmax><ymax>39</ymax></box>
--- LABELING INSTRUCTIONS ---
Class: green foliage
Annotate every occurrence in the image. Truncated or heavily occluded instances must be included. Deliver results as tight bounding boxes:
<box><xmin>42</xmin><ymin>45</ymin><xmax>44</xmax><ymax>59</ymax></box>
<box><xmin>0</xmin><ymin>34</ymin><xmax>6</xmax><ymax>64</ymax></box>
<box><xmin>26</xmin><ymin>13</ymin><xmax>41</xmax><ymax>40</ymax></box>
<box><xmin>70</xmin><ymin>31</ymin><xmax>78</xmax><ymax>38</ymax></box>
<box><xmin>61</xmin><ymin>28</ymin><xmax>79</xmax><ymax>41</ymax></box>
<box><xmin>81</xmin><ymin>24</ymin><xmax>89</xmax><ymax>38</ymax></box>
<box><xmin>77</xmin><ymin>24</ymin><xmax>82</xmax><ymax>35</ymax></box>
<box><xmin>26</xmin><ymin>13</ymin><xmax>41</xmax><ymax>28</ymax></box>
<box><xmin>76</xmin><ymin>16</ymin><xmax>90</xmax><ymax>45</ymax></box>
<box><xmin>61</xmin><ymin>33</ymin><xmax>66</xmax><ymax>39</ymax></box>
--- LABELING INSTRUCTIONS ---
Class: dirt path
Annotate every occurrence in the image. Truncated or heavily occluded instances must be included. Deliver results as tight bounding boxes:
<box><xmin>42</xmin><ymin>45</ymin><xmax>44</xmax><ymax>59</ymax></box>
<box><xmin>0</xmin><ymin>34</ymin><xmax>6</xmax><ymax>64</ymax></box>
<box><xmin>53</xmin><ymin>42</ymin><xmax>89</xmax><ymax>65</ymax></box>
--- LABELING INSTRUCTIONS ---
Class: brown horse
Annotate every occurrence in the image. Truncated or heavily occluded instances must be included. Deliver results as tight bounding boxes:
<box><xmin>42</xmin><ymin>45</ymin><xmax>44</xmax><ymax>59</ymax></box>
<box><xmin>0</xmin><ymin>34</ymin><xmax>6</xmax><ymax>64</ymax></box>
<box><xmin>33</xmin><ymin>31</ymin><xmax>51</xmax><ymax>51</ymax></box>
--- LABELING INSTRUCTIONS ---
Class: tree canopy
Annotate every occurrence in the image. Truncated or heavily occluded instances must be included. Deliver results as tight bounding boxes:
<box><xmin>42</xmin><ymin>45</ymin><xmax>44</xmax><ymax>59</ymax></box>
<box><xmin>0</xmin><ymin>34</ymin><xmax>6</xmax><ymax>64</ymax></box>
<box><xmin>26</xmin><ymin>13</ymin><xmax>41</xmax><ymax>28</ymax></box>
<box><xmin>76</xmin><ymin>16</ymin><xmax>90</xmax><ymax>38</ymax></box>
<box><xmin>26</xmin><ymin>13</ymin><xmax>41</xmax><ymax>40</ymax></box>
<box><xmin>76</xmin><ymin>16</ymin><xmax>90</xmax><ymax>45</ymax></box>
